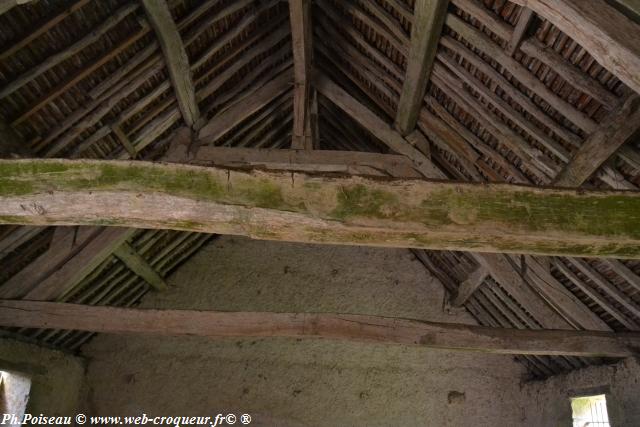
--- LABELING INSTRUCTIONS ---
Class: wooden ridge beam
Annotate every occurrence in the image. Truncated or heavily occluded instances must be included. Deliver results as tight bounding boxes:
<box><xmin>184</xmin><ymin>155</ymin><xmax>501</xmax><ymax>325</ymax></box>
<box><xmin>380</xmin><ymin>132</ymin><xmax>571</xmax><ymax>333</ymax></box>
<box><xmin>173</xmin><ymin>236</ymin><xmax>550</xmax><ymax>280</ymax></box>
<box><xmin>2</xmin><ymin>159</ymin><xmax>640</xmax><ymax>258</ymax></box>
<box><xmin>509</xmin><ymin>0</ymin><xmax>640</xmax><ymax>95</ymax></box>
<box><xmin>394</xmin><ymin>0</ymin><xmax>449</xmax><ymax>135</ymax></box>
<box><xmin>315</xmin><ymin>73</ymin><xmax>445</xmax><ymax>179</ymax></box>
<box><xmin>289</xmin><ymin>0</ymin><xmax>315</xmax><ymax>149</ymax></box>
<box><xmin>554</xmin><ymin>94</ymin><xmax>640</xmax><ymax>187</ymax></box>
<box><xmin>141</xmin><ymin>0</ymin><xmax>200</xmax><ymax>128</ymax></box>
<box><xmin>0</xmin><ymin>300</ymin><xmax>638</xmax><ymax>357</ymax></box>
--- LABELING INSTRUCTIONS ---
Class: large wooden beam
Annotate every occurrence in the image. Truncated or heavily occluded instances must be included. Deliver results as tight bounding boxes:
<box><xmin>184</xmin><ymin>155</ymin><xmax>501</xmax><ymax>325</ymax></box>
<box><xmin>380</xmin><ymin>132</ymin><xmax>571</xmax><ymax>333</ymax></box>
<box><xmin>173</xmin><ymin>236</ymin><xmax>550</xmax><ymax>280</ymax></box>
<box><xmin>2</xmin><ymin>159</ymin><xmax>640</xmax><ymax>258</ymax></box>
<box><xmin>0</xmin><ymin>300</ymin><xmax>638</xmax><ymax>357</ymax></box>
<box><xmin>289</xmin><ymin>0</ymin><xmax>315</xmax><ymax>149</ymax></box>
<box><xmin>554</xmin><ymin>94</ymin><xmax>640</xmax><ymax>187</ymax></box>
<box><xmin>509</xmin><ymin>0</ymin><xmax>640</xmax><ymax>95</ymax></box>
<box><xmin>315</xmin><ymin>74</ymin><xmax>445</xmax><ymax>179</ymax></box>
<box><xmin>187</xmin><ymin>146</ymin><xmax>423</xmax><ymax>178</ymax></box>
<box><xmin>141</xmin><ymin>0</ymin><xmax>200</xmax><ymax>128</ymax></box>
<box><xmin>394</xmin><ymin>0</ymin><xmax>449</xmax><ymax>135</ymax></box>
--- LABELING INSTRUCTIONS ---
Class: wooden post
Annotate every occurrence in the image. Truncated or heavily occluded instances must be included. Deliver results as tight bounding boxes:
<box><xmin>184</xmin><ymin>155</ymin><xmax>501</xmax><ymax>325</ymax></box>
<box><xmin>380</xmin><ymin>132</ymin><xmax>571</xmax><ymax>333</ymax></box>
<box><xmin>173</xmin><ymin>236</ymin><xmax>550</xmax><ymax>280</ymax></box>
<box><xmin>289</xmin><ymin>0</ymin><xmax>315</xmax><ymax>149</ymax></box>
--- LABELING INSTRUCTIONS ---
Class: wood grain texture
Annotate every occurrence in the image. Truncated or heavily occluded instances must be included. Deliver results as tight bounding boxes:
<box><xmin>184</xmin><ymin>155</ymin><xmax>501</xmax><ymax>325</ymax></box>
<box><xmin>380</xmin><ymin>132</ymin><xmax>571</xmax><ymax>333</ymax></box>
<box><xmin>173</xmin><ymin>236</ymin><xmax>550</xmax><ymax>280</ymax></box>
<box><xmin>315</xmin><ymin>73</ymin><xmax>445</xmax><ymax>179</ymax></box>
<box><xmin>289</xmin><ymin>0</ymin><xmax>314</xmax><ymax>149</ymax></box>
<box><xmin>198</xmin><ymin>71</ymin><xmax>292</xmax><ymax>144</ymax></box>
<box><xmin>554</xmin><ymin>95</ymin><xmax>640</xmax><ymax>187</ymax></box>
<box><xmin>189</xmin><ymin>146</ymin><xmax>423</xmax><ymax>178</ymax></box>
<box><xmin>141</xmin><ymin>0</ymin><xmax>200</xmax><ymax>127</ymax></box>
<box><xmin>2</xmin><ymin>159</ymin><xmax>640</xmax><ymax>258</ymax></box>
<box><xmin>510</xmin><ymin>0</ymin><xmax>640</xmax><ymax>94</ymax></box>
<box><xmin>113</xmin><ymin>242</ymin><xmax>167</xmax><ymax>291</ymax></box>
<box><xmin>0</xmin><ymin>300</ymin><xmax>638</xmax><ymax>357</ymax></box>
<box><xmin>451</xmin><ymin>265</ymin><xmax>487</xmax><ymax>306</ymax></box>
<box><xmin>395</xmin><ymin>0</ymin><xmax>449</xmax><ymax>135</ymax></box>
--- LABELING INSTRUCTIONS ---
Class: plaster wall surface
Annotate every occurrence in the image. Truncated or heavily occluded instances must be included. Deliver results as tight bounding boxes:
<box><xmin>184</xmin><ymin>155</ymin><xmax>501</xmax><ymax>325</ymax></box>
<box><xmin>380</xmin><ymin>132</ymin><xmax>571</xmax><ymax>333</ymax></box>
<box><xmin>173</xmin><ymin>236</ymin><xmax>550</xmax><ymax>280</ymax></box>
<box><xmin>0</xmin><ymin>338</ymin><xmax>84</xmax><ymax>416</ymax></box>
<box><xmin>82</xmin><ymin>237</ymin><xmax>529</xmax><ymax>426</ymax></box>
<box><xmin>518</xmin><ymin>356</ymin><xmax>640</xmax><ymax>427</ymax></box>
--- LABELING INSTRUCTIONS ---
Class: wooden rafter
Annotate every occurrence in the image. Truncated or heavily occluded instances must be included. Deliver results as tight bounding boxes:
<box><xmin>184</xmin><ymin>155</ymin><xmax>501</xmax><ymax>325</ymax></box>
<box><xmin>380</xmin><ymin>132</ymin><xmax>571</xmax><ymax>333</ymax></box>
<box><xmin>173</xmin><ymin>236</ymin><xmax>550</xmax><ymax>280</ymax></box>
<box><xmin>554</xmin><ymin>94</ymin><xmax>640</xmax><ymax>187</ymax></box>
<box><xmin>197</xmin><ymin>71</ymin><xmax>292</xmax><ymax>144</ymax></box>
<box><xmin>1</xmin><ymin>300</ymin><xmax>639</xmax><ymax>357</ymax></box>
<box><xmin>289</xmin><ymin>0</ymin><xmax>315</xmax><ymax>149</ymax></box>
<box><xmin>315</xmin><ymin>73</ymin><xmax>445</xmax><ymax>179</ymax></box>
<box><xmin>2</xmin><ymin>159</ymin><xmax>640</xmax><ymax>258</ymax></box>
<box><xmin>0</xmin><ymin>2</ymin><xmax>139</xmax><ymax>100</ymax></box>
<box><xmin>509</xmin><ymin>0</ymin><xmax>640</xmax><ymax>95</ymax></box>
<box><xmin>141</xmin><ymin>0</ymin><xmax>200</xmax><ymax>128</ymax></box>
<box><xmin>0</xmin><ymin>227</ymin><xmax>135</xmax><ymax>300</ymax></box>
<box><xmin>394</xmin><ymin>0</ymin><xmax>449</xmax><ymax>135</ymax></box>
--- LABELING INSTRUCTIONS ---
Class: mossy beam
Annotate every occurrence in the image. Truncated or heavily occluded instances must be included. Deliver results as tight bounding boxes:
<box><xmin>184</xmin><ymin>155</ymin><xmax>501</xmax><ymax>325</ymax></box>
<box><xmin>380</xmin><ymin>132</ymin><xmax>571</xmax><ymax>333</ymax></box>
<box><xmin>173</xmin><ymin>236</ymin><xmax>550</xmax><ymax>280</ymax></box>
<box><xmin>1</xmin><ymin>159</ymin><xmax>640</xmax><ymax>258</ymax></box>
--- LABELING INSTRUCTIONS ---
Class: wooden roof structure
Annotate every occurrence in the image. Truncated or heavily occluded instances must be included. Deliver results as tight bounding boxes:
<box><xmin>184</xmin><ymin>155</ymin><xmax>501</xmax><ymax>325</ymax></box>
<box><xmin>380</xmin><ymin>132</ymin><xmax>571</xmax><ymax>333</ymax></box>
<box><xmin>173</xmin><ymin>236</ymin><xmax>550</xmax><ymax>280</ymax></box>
<box><xmin>1</xmin><ymin>0</ymin><xmax>640</xmax><ymax>380</ymax></box>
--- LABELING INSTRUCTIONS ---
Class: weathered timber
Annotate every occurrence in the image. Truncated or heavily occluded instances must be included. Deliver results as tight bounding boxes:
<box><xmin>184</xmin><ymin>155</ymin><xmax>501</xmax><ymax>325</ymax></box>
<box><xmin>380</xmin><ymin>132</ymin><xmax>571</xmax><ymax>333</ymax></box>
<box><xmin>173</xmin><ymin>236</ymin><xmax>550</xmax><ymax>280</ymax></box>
<box><xmin>2</xmin><ymin>159</ymin><xmax>640</xmax><ymax>258</ymax></box>
<box><xmin>554</xmin><ymin>94</ymin><xmax>640</xmax><ymax>187</ymax></box>
<box><xmin>395</xmin><ymin>0</ymin><xmax>449</xmax><ymax>135</ymax></box>
<box><xmin>473</xmin><ymin>253</ymin><xmax>573</xmax><ymax>329</ymax></box>
<box><xmin>113</xmin><ymin>242</ymin><xmax>168</xmax><ymax>291</ymax></box>
<box><xmin>507</xmin><ymin>7</ymin><xmax>534</xmax><ymax>56</ymax></box>
<box><xmin>0</xmin><ymin>2</ymin><xmax>139</xmax><ymax>100</ymax></box>
<box><xmin>522</xmin><ymin>256</ymin><xmax>612</xmax><ymax>331</ymax></box>
<box><xmin>16</xmin><ymin>227</ymin><xmax>135</xmax><ymax>301</ymax></box>
<box><xmin>0</xmin><ymin>300</ymin><xmax>638</xmax><ymax>357</ymax></box>
<box><xmin>451</xmin><ymin>265</ymin><xmax>488</xmax><ymax>306</ymax></box>
<box><xmin>185</xmin><ymin>146</ymin><xmax>423</xmax><ymax>178</ymax></box>
<box><xmin>315</xmin><ymin>74</ymin><xmax>445</xmax><ymax>179</ymax></box>
<box><xmin>0</xmin><ymin>226</ymin><xmax>100</xmax><ymax>299</ymax></box>
<box><xmin>445</xmin><ymin>13</ymin><xmax>598</xmax><ymax>133</ymax></box>
<box><xmin>509</xmin><ymin>0</ymin><xmax>640</xmax><ymax>94</ymax></box>
<box><xmin>141</xmin><ymin>0</ymin><xmax>200</xmax><ymax>128</ymax></box>
<box><xmin>289</xmin><ymin>0</ymin><xmax>314</xmax><ymax>149</ymax></box>
<box><xmin>198</xmin><ymin>72</ymin><xmax>292</xmax><ymax>144</ymax></box>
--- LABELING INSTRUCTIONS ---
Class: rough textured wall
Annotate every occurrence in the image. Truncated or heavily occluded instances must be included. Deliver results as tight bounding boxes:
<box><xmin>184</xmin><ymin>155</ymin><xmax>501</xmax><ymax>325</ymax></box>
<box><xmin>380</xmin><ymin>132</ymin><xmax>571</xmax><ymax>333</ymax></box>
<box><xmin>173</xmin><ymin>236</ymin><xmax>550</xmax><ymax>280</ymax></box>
<box><xmin>82</xmin><ymin>237</ymin><xmax>527</xmax><ymax>426</ymax></box>
<box><xmin>0</xmin><ymin>338</ymin><xmax>84</xmax><ymax>416</ymax></box>
<box><xmin>519</xmin><ymin>357</ymin><xmax>640</xmax><ymax>427</ymax></box>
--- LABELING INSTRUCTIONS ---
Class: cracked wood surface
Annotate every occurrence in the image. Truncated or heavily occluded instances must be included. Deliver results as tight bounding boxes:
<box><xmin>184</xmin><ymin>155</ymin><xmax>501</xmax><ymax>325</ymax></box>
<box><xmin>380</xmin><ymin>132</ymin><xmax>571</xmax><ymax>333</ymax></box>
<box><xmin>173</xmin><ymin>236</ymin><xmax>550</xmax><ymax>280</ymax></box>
<box><xmin>2</xmin><ymin>159</ymin><xmax>640</xmax><ymax>258</ymax></box>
